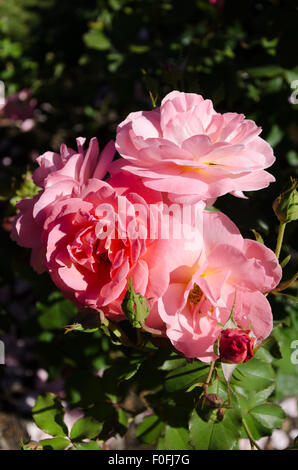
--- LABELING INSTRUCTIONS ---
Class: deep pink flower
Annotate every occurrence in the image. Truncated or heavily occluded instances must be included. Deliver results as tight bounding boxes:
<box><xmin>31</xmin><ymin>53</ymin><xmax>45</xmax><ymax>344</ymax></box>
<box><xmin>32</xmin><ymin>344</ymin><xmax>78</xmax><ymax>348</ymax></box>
<box><xmin>219</xmin><ymin>329</ymin><xmax>255</xmax><ymax>364</ymax></box>
<box><xmin>11</xmin><ymin>137</ymin><xmax>115</xmax><ymax>273</ymax></box>
<box><xmin>40</xmin><ymin>178</ymin><xmax>175</xmax><ymax>318</ymax></box>
<box><xmin>113</xmin><ymin>91</ymin><xmax>275</xmax><ymax>203</ymax></box>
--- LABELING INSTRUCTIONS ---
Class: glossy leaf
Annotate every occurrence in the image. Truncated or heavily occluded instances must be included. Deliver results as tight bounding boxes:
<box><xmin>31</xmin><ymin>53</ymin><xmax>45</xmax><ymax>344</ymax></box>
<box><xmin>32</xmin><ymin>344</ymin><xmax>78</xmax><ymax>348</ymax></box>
<box><xmin>39</xmin><ymin>437</ymin><xmax>69</xmax><ymax>450</ymax></box>
<box><xmin>242</xmin><ymin>404</ymin><xmax>285</xmax><ymax>440</ymax></box>
<box><xmin>73</xmin><ymin>441</ymin><xmax>102</xmax><ymax>450</ymax></box>
<box><xmin>32</xmin><ymin>393</ymin><xmax>68</xmax><ymax>437</ymax></box>
<box><xmin>70</xmin><ymin>416</ymin><xmax>103</xmax><ymax>441</ymax></box>
<box><xmin>164</xmin><ymin>361</ymin><xmax>209</xmax><ymax>393</ymax></box>
<box><xmin>136</xmin><ymin>414</ymin><xmax>165</xmax><ymax>445</ymax></box>
<box><xmin>189</xmin><ymin>408</ymin><xmax>242</xmax><ymax>450</ymax></box>
<box><xmin>163</xmin><ymin>425</ymin><xmax>193</xmax><ymax>450</ymax></box>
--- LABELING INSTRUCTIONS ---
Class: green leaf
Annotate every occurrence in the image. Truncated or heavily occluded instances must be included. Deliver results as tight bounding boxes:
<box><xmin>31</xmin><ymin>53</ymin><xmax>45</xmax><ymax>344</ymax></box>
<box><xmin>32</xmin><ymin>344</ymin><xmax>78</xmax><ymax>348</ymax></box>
<box><xmin>158</xmin><ymin>356</ymin><xmax>187</xmax><ymax>371</ymax></box>
<box><xmin>37</xmin><ymin>295</ymin><xmax>77</xmax><ymax>330</ymax></box>
<box><xmin>257</xmin><ymin>339</ymin><xmax>282</xmax><ymax>362</ymax></box>
<box><xmin>83</xmin><ymin>30</ymin><xmax>111</xmax><ymax>50</ymax></box>
<box><xmin>117</xmin><ymin>407</ymin><xmax>128</xmax><ymax>430</ymax></box>
<box><xmin>246</xmin><ymin>65</ymin><xmax>284</xmax><ymax>78</ymax></box>
<box><xmin>32</xmin><ymin>394</ymin><xmax>68</xmax><ymax>437</ymax></box>
<box><xmin>10</xmin><ymin>170</ymin><xmax>39</xmax><ymax>207</ymax></box>
<box><xmin>121</xmin><ymin>279</ymin><xmax>150</xmax><ymax>328</ymax></box>
<box><xmin>272</xmin><ymin>326</ymin><xmax>298</xmax><ymax>399</ymax></box>
<box><xmin>280</xmin><ymin>254</ymin><xmax>291</xmax><ymax>269</ymax></box>
<box><xmin>39</xmin><ymin>437</ymin><xmax>69</xmax><ymax>450</ymax></box>
<box><xmin>70</xmin><ymin>417</ymin><xmax>103</xmax><ymax>441</ymax></box>
<box><xmin>230</xmin><ymin>358</ymin><xmax>275</xmax><ymax>397</ymax></box>
<box><xmin>65</xmin><ymin>372</ymin><xmax>106</xmax><ymax>408</ymax></box>
<box><xmin>250</xmin><ymin>229</ymin><xmax>264</xmax><ymax>244</ymax></box>
<box><xmin>136</xmin><ymin>414</ymin><xmax>164</xmax><ymax>445</ymax></box>
<box><xmin>266</xmin><ymin>124</ymin><xmax>284</xmax><ymax>147</ymax></box>
<box><xmin>249</xmin><ymin>404</ymin><xmax>285</xmax><ymax>430</ymax></box>
<box><xmin>164</xmin><ymin>361</ymin><xmax>209</xmax><ymax>393</ymax></box>
<box><xmin>163</xmin><ymin>425</ymin><xmax>193</xmax><ymax>450</ymax></box>
<box><xmin>73</xmin><ymin>441</ymin><xmax>102</xmax><ymax>450</ymax></box>
<box><xmin>103</xmin><ymin>358</ymin><xmax>141</xmax><ymax>385</ymax></box>
<box><xmin>242</xmin><ymin>404</ymin><xmax>285</xmax><ymax>440</ymax></box>
<box><xmin>189</xmin><ymin>408</ymin><xmax>241</xmax><ymax>450</ymax></box>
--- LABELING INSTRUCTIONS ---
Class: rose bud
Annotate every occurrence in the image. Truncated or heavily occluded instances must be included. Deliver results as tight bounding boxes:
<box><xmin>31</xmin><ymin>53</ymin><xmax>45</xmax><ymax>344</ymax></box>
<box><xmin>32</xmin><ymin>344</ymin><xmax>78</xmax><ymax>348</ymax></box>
<box><xmin>219</xmin><ymin>328</ymin><xmax>255</xmax><ymax>364</ymax></box>
<box><xmin>196</xmin><ymin>394</ymin><xmax>225</xmax><ymax>424</ymax></box>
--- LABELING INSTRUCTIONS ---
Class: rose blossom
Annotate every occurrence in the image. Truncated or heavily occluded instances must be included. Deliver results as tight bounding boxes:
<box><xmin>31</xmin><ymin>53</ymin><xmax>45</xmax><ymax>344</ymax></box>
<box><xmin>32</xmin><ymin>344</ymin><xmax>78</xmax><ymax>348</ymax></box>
<box><xmin>33</xmin><ymin>136</ymin><xmax>115</xmax><ymax>189</ymax></box>
<box><xmin>38</xmin><ymin>177</ymin><xmax>179</xmax><ymax>319</ymax></box>
<box><xmin>11</xmin><ymin>137</ymin><xmax>115</xmax><ymax>273</ymax></box>
<box><xmin>145</xmin><ymin>209</ymin><xmax>282</xmax><ymax>362</ymax></box>
<box><xmin>113</xmin><ymin>91</ymin><xmax>275</xmax><ymax>203</ymax></box>
<box><xmin>219</xmin><ymin>328</ymin><xmax>255</xmax><ymax>364</ymax></box>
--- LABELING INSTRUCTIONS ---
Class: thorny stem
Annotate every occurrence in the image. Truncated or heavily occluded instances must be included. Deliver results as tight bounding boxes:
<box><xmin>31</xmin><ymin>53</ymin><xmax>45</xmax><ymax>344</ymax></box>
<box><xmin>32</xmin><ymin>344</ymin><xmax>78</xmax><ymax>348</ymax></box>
<box><xmin>275</xmin><ymin>222</ymin><xmax>286</xmax><ymax>260</ymax></box>
<box><xmin>242</xmin><ymin>419</ymin><xmax>262</xmax><ymax>451</ymax></box>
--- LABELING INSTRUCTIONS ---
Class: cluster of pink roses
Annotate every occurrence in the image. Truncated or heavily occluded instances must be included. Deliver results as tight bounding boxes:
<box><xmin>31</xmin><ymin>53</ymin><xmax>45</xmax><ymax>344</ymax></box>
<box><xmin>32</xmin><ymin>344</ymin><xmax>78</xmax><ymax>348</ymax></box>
<box><xmin>12</xmin><ymin>91</ymin><xmax>282</xmax><ymax>363</ymax></box>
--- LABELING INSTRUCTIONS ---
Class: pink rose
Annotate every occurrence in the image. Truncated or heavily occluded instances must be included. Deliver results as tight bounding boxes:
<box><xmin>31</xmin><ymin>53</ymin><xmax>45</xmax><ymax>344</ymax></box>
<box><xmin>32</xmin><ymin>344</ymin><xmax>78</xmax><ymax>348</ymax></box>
<box><xmin>219</xmin><ymin>329</ymin><xmax>255</xmax><ymax>364</ymax></box>
<box><xmin>146</xmin><ymin>210</ymin><xmax>282</xmax><ymax>362</ymax></box>
<box><xmin>33</xmin><ymin>136</ymin><xmax>115</xmax><ymax>189</ymax></box>
<box><xmin>11</xmin><ymin>137</ymin><xmax>115</xmax><ymax>273</ymax></box>
<box><xmin>113</xmin><ymin>91</ymin><xmax>275</xmax><ymax>203</ymax></box>
<box><xmin>41</xmin><ymin>177</ymin><xmax>177</xmax><ymax>319</ymax></box>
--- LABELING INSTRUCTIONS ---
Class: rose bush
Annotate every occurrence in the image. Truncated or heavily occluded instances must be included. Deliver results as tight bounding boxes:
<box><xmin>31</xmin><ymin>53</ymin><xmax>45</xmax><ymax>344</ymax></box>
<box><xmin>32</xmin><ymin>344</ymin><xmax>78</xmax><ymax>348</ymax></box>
<box><xmin>9</xmin><ymin>88</ymin><xmax>295</xmax><ymax>452</ymax></box>
<box><xmin>11</xmin><ymin>94</ymin><xmax>282</xmax><ymax>351</ymax></box>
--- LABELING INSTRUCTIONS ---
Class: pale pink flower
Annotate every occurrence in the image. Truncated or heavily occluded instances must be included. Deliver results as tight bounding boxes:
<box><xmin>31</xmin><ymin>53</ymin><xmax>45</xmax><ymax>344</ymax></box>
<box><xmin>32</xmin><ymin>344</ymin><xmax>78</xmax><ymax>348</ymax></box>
<box><xmin>146</xmin><ymin>210</ymin><xmax>282</xmax><ymax>362</ymax></box>
<box><xmin>33</xmin><ymin>136</ymin><xmax>115</xmax><ymax>189</ymax></box>
<box><xmin>114</xmin><ymin>91</ymin><xmax>275</xmax><ymax>203</ymax></box>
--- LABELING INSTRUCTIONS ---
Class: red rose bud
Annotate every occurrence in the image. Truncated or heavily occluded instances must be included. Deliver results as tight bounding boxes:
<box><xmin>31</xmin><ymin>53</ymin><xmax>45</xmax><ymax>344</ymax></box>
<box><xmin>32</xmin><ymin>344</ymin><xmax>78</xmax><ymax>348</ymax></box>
<box><xmin>219</xmin><ymin>328</ymin><xmax>255</xmax><ymax>364</ymax></box>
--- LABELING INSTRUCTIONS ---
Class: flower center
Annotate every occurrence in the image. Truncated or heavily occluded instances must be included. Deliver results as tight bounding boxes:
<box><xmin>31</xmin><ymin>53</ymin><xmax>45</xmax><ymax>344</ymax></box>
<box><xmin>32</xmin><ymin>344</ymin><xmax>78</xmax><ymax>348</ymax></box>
<box><xmin>188</xmin><ymin>283</ymin><xmax>203</xmax><ymax>304</ymax></box>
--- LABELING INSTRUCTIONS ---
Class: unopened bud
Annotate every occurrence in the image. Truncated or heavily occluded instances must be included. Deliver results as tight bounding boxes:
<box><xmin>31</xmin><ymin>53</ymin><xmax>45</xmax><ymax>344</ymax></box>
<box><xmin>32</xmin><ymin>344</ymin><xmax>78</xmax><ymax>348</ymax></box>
<box><xmin>273</xmin><ymin>177</ymin><xmax>298</xmax><ymax>224</ymax></box>
<box><xmin>196</xmin><ymin>393</ymin><xmax>225</xmax><ymax>423</ymax></box>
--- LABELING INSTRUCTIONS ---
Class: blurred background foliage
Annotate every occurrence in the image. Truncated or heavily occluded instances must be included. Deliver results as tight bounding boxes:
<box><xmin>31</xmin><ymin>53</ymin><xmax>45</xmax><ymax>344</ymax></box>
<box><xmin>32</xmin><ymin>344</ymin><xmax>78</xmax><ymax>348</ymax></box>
<box><xmin>0</xmin><ymin>0</ymin><xmax>297</xmax><ymax>449</ymax></box>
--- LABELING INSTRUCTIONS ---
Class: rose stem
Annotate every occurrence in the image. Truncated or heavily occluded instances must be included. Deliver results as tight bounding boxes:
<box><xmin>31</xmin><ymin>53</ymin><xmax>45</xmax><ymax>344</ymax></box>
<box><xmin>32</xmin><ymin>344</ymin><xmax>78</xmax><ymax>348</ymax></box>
<box><xmin>242</xmin><ymin>419</ymin><xmax>262</xmax><ymax>451</ymax></box>
<box><xmin>275</xmin><ymin>222</ymin><xmax>286</xmax><ymax>260</ymax></box>
<box><xmin>203</xmin><ymin>361</ymin><xmax>216</xmax><ymax>395</ymax></box>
